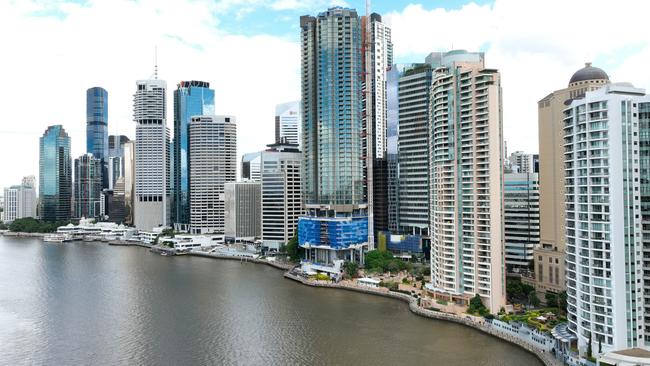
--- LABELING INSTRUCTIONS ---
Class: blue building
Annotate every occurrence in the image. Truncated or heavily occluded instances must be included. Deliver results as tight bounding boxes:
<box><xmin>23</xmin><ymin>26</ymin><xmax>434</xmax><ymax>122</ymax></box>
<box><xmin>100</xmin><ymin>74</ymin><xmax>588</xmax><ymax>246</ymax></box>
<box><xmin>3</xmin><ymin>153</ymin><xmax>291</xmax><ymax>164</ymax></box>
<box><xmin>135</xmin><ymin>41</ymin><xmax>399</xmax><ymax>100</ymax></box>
<box><xmin>173</xmin><ymin>80</ymin><xmax>215</xmax><ymax>229</ymax></box>
<box><xmin>86</xmin><ymin>87</ymin><xmax>108</xmax><ymax>188</ymax></box>
<box><xmin>39</xmin><ymin>125</ymin><xmax>72</xmax><ymax>222</ymax></box>
<box><xmin>298</xmin><ymin>8</ymin><xmax>368</xmax><ymax>275</ymax></box>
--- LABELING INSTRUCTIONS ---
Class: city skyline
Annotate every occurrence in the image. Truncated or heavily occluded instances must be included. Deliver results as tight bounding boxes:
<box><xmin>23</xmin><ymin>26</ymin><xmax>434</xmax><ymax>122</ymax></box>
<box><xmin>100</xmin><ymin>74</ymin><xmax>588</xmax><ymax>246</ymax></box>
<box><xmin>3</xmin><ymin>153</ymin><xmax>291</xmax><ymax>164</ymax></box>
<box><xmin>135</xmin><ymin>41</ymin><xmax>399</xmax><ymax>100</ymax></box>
<box><xmin>2</xmin><ymin>0</ymin><xmax>650</xmax><ymax>189</ymax></box>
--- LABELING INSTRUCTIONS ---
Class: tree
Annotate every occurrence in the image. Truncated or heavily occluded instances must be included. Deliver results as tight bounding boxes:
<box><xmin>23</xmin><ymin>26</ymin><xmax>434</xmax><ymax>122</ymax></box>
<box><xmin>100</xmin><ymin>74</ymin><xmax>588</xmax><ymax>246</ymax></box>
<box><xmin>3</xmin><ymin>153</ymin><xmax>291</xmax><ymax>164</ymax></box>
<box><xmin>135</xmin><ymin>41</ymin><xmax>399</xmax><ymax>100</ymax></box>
<box><xmin>467</xmin><ymin>294</ymin><xmax>489</xmax><ymax>316</ymax></box>
<box><xmin>528</xmin><ymin>292</ymin><xmax>541</xmax><ymax>308</ymax></box>
<box><xmin>285</xmin><ymin>234</ymin><xmax>301</xmax><ymax>262</ymax></box>
<box><xmin>598</xmin><ymin>337</ymin><xmax>602</xmax><ymax>354</ymax></box>
<box><xmin>587</xmin><ymin>333</ymin><xmax>593</xmax><ymax>359</ymax></box>
<box><xmin>161</xmin><ymin>228</ymin><xmax>175</xmax><ymax>238</ymax></box>
<box><xmin>342</xmin><ymin>262</ymin><xmax>358</xmax><ymax>278</ymax></box>
<box><xmin>545</xmin><ymin>292</ymin><xmax>558</xmax><ymax>308</ymax></box>
<box><xmin>558</xmin><ymin>291</ymin><xmax>568</xmax><ymax>313</ymax></box>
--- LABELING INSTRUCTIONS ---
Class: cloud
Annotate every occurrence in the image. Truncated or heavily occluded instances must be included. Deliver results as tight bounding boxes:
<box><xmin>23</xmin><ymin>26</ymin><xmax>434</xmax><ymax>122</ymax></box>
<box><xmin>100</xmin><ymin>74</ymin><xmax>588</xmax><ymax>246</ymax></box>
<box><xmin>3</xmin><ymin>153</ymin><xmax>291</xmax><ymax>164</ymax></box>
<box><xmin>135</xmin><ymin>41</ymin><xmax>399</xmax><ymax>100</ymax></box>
<box><xmin>385</xmin><ymin>0</ymin><xmax>650</xmax><ymax>155</ymax></box>
<box><xmin>0</xmin><ymin>0</ymin><xmax>300</xmax><ymax>190</ymax></box>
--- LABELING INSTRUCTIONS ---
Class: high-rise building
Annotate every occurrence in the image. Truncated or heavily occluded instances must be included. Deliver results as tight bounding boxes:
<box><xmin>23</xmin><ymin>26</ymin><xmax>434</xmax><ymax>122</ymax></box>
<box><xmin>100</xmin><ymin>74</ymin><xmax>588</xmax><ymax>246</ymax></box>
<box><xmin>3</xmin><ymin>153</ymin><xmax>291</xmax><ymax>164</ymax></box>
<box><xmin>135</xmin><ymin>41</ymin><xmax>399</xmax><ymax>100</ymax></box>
<box><xmin>173</xmin><ymin>81</ymin><xmax>215</xmax><ymax>228</ymax></box>
<box><xmin>87</xmin><ymin>87</ymin><xmax>109</xmax><ymax>189</ymax></box>
<box><xmin>387</xmin><ymin>153</ymin><xmax>399</xmax><ymax>233</ymax></box>
<box><xmin>3</xmin><ymin>180</ymin><xmax>37</xmax><ymax>223</ymax></box>
<box><xmin>123</xmin><ymin>140</ymin><xmax>135</xmax><ymax>225</ymax></box>
<box><xmin>188</xmin><ymin>115</ymin><xmax>236</xmax><ymax>234</ymax></box>
<box><xmin>224</xmin><ymin>181</ymin><xmax>261</xmax><ymax>238</ymax></box>
<box><xmin>362</xmin><ymin>13</ymin><xmax>392</xmax><ymax>241</ymax></box>
<box><xmin>133</xmin><ymin>78</ymin><xmax>170</xmax><ymax>231</ymax></box>
<box><xmin>507</xmin><ymin>151</ymin><xmax>538</xmax><ymax>173</ymax></box>
<box><xmin>536</xmin><ymin>63</ymin><xmax>610</xmax><ymax>296</ymax></box>
<box><xmin>260</xmin><ymin>141</ymin><xmax>302</xmax><ymax>249</ymax></box>
<box><xmin>427</xmin><ymin>50</ymin><xmax>505</xmax><ymax>313</ymax></box>
<box><xmin>241</xmin><ymin>152</ymin><xmax>261</xmax><ymax>181</ymax></box>
<box><xmin>39</xmin><ymin>125</ymin><xmax>72</xmax><ymax>222</ymax></box>
<box><xmin>504</xmin><ymin>172</ymin><xmax>539</xmax><ymax>272</ymax></box>
<box><xmin>107</xmin><ymin>135</ymin><xmax>130</xmax><ymax>189</ymax></box>
<box><xmin>275</xmin><ymin>101</ymin><xmax>301</xmax><ymax>149</ymax></box>
<box><xmin>397</xmin><ymin>62</ymin><xmax>432</xmax><ymax>241</ymax></box>
<box><xmin>299</xmin><ymin>7</ymin><xmax>368</xmax><ymax>274</ymax></box>
<box><xmin>564</xmin><ymin>83</ymin><xmax>650</xmax><ymax>354</ymax></box>
<box><xmin>74</xmin><ymin>154</ymin><xmax>102</xmax><ymax>219</ymax></box>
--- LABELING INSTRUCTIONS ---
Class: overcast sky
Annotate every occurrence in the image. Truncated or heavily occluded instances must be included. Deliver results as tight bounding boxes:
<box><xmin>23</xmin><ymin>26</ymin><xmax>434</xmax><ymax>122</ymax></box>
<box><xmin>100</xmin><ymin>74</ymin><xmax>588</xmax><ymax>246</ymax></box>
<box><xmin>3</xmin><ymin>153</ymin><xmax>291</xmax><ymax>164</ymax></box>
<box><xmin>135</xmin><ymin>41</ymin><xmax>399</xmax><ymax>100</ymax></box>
<box><xmin>1</xmin><ymin>0</ymin><xmax>649</xmax><ymax>191</ymax></box>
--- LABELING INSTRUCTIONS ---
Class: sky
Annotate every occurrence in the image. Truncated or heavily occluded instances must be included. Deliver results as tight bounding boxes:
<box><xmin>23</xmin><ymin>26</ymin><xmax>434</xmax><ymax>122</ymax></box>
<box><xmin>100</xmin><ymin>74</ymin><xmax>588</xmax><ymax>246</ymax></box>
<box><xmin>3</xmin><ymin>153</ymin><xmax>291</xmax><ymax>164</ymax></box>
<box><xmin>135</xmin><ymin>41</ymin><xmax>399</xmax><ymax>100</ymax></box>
<box><xmin>1</xmin><ymin>0</ymin><xmax>650</xmax><ymax>191</ymax></box>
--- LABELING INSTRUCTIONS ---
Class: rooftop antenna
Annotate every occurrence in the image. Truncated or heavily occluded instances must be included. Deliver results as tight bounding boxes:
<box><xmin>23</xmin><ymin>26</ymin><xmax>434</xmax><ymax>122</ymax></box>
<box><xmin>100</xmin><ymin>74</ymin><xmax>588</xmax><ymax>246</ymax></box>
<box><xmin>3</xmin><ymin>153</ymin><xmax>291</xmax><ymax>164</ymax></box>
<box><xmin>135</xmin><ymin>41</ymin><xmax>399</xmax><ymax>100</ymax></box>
<box><xmin>154</xmin><ymin>46</ymin><xmax>158</xmax><ymax>80</ymax></box>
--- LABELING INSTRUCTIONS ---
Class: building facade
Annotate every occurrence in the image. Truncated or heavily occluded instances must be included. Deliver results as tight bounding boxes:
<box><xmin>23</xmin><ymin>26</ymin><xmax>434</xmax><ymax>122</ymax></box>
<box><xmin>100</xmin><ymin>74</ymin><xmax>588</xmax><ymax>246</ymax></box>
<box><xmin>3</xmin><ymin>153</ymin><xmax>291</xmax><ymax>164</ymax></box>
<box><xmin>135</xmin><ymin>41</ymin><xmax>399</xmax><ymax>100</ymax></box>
<box><xmin>427</xmin><ymin>51</ymin><xmax>506</xmax><ymax>314</ymax></box>
<box><xmin>74</xmin><ymin>154</ymin><xmax>103</xmax><ymax>219</ymax></box>
<box><xmin>241</xmin><ymin>152</ymin><xmax>261</xmax><ymax>181</ymax></box>
<box><xmin>299</xmin><ymin>7</ymin><xmax>368</xmax><ymax>273</ymax></box>
<box><xmin>86</xmin><ymin>87</ymin><xmax>108</xmax><ymax>189</ymax></box>
<box><xmin>39</xmin><ymin>125</ymin><xmax>72</xmax><ymax>222</ymax></box>
<box><xmin>122</xmin><ymin>140</ymin><xmax>135</xmax><ymax>225</ymax></box>
<box><xmin>224</xmin><ymin>181</ymin><xmax>261</xmax><ymax>238</ymax></box>
<box><xmin>188</xmin><ymin>115</ymin><xmax>237</xmax><ymax>234</ymax></box>
<box><xmin>536</xmin><ymin>63</ymin><xmax>610</xmax><ymax>295</ymax></box>
<box><xmin>107</xmin><ymin>135</ymin><xmax>130</xmax><ymax>189</ymax></box>
<box><xmin>3</xmin><ymin>182</ymin><xmax>37</xmax><ymax>223</ymax></box>
<box><xmin>508</xmin><ymin>151</ymin><xmax>538</xmax><ymax>173</ymax></box>
<box><xmin>564</xmin><ymin>83</ymin><xmax>650</xmax><ymax>354</ymax></box>
<box><xmin>133</xmin><ymin>79</ymin><xmax>170</xmax><ymax>231</ymax></box>
<box><xmin>173</xmin><ymin>80</ymin><xmax>215</xmax><ymax>228</ymax></box>
<box><xmin>504</xmin><ymin>172</ymin><xmax>539</xmax><ymax>272</ymax></box>
<box><xmin>260</xmin><ymin>142</ymin><xmax>302</xmax><ymax>249</ymax></box>
<box><xmin>275</xmin><ymin>101</ymin><xmax>301</xmax><ymax>149</ymax></box>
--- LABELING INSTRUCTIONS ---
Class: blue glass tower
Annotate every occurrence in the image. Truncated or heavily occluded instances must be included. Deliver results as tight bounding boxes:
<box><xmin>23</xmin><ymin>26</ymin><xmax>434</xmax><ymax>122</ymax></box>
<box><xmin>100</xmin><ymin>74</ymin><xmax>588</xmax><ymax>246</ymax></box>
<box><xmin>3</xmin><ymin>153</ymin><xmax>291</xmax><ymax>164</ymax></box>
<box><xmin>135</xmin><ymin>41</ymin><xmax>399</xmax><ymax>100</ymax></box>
<box><xmin>173</xmin><ymin>81</ymin><xmax>215</xmax><ymax>228</ymax></box>
<box><xmin>39</xmin><ymin>125</ymin><xmax>72</xmax><ymax>222</ymax></box>
<box><xmin>86</xmin><ymin>87</ymin><xmax>108</xmax><ymax>188</ymax></box>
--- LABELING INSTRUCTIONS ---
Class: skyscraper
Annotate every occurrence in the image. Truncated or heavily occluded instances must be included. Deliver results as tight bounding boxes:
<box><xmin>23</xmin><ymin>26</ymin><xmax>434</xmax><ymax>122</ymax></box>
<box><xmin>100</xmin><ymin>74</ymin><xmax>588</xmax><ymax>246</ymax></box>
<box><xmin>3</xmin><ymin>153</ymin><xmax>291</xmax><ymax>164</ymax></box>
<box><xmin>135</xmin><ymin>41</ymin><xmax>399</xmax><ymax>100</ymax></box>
<box><xmin>107</xmin><ymin>135</ymin><xmax>130</xmax><ymax>189</ymax></box>
<box><xmin>260</xmin><ymin>141</ymin><xmax>302</xmax><ymax>249</ymax></box>
<box><xmin>188</xmin><ymin>115</ymin><xmax>237</xmax><ymax>234</ymax></box>
<box><xmin>427</xmin><ymin>51</ymin><xmax>506</xmax><ymax>313</ymax></box>
<box><xmin>241</xmin><ymin>152</ymin><xmax>261</xmax><ymax>181</ymax></box>
<box><xmin>536</xmin><ymin>63</ymin><xmax>610</xmax><ymax>296</ymax></box>
<box><xmin>275</xmin><ymin>101</ymin><xmax>301</xmax><ymax>149</ymax></box>
<box><xmin>133</xmin><ymin>78</ymin><xmax>170</xmax><ymax>231</ymax></box>
<box><xmin>173</xmin><ymin>80</ymin><xmax>215</xmax><ymax>229</ymax></box>
<box><xmin>123</xmin><ymin>140</ymin><xmax>135</xmax><ymax>225</ymax></box>
<box><xmin>39</xmin><ymin>125</ymin><xmax>72</xmax><ymax>222</ymax></box>
<box><xmin>298</xmin><ymin>7</ymin><xmax>368</xmax><ymax>274</ymax></box>
<box><xmin>74</xmin><ymin>153</ymin><xmax>102</xmax><ymax>219</ymax></box>
<box><xmin>86</xmin><ymin>87</ymin><xmax>108</xmax><ymax>188</ymax></box>
<box><xmin>224</xmin><ymin>181</ymin><xmax>261</xmax><ymax>238</ymax></box>
<box><xmin>3</xmin><ymin>179</ymin><xmax>37</xmax><ymax>223</ymax></box>
<box><xmin>504</xmin><ymin>172</ymin><xmax>539</xmax><ymax>272</ymax></box>
<box><xmin>563</xmin><ymin>83</ymin><xmax>649</xmax><ymax>354</ymax></box>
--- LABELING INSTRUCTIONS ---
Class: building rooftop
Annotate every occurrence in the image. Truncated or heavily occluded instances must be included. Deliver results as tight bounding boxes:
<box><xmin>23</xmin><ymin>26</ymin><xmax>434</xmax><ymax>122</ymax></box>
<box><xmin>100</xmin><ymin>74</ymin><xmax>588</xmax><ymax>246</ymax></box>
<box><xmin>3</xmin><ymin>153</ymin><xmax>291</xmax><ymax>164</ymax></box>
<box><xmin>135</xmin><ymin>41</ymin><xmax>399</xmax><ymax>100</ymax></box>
<box><xmin>569</xmin><ymin>62</ymin><xmax>609</xmax><ymax>84</ymax></box>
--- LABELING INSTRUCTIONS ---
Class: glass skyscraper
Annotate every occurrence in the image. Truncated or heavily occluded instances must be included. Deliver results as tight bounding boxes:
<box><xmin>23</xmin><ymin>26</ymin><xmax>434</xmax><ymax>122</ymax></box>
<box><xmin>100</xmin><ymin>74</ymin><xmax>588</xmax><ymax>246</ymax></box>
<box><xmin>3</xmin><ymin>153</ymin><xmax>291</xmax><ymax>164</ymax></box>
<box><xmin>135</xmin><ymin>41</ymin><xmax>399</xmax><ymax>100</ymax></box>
<box><xmin>74</xmin><ymin>153</ymin><xmax>102</xmax><ymax>219</ymax></box>
<box><xmin>39</xmin><ymin>125</ymin><xmax>72</xmax><ymax>222</ymax></box>
<box><xmin>173</xmin><ymin>81</ymin><xmax>215</xmax><ymax>228</ymax></box>
<box><xmin>86</xmin><ymin>87</ymin><xmax>108</xmax><ymax>188</ymax></box>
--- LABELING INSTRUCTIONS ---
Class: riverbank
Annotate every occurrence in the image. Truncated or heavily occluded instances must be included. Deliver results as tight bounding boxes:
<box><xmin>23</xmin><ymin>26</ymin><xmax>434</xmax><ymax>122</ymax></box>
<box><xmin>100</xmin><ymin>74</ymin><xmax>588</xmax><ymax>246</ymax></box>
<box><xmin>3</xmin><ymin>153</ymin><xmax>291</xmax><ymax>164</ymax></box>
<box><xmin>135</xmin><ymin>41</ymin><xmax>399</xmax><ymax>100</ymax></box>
<box><xmin>0</xmin><ymin>231</ymin><xmax>46</xmax><ymax>237</ymax></box>
<box><xmin>283</xmin><ymin>272</ymin><xmax>561</xmax><ymax>366</ymax></box>
<box><xmin>189</xmin><ymin>251</ymin><xmax>294</xmax><ymax>271</ymax></box>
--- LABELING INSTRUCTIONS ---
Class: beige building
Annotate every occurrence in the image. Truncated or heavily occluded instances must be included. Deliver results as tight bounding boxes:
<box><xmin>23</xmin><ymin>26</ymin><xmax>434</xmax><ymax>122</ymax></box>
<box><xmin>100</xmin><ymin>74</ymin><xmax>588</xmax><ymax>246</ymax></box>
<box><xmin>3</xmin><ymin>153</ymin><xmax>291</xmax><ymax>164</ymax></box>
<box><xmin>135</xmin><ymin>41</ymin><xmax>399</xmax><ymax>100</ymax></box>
<box><xmin>427</xmin><ymin>50</ymin><xmax>505</xmax><ymax>314</ymax></box>
<box><xmin>535</xmin><ymin>63</ymin><xmax>609</xmax><ymax>294</ymax></box>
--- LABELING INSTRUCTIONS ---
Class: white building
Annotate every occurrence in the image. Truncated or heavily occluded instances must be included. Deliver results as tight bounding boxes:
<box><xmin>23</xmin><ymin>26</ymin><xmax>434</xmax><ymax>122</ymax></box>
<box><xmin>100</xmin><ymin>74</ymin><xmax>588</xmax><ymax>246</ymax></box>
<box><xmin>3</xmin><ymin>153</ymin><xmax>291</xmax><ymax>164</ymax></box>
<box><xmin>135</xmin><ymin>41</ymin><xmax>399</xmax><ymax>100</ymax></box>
<box><xmin>508</xmin><ymin>151</ymin><xmax>537</xmax><ymax>173</ymax></box>
<box><xmin>241</xmin><ymin>152</ymin><xmax>261</xmax><ymax>181</ymax></box>
<box><xmin>3</xmin><ymin>184</ymin><xmax>37</xmax><ymax>223</ymax></box>
<box><xmin>133</xmin><ymin>78</ymin><xmax>170</xmax><ymax>231</ymax></box>
<box><xmin>188</xmin><ymin>115</ymin><xmax>237</xmax><ymax>234</ymax></box>
<box><xmin>564</xmin><ymin>83</ymin><xmax>650</xmax><ymax>354</ymax></box>
<box><xmin>504</xmin><ymin>172</ymin><xmax>539</xmax><ymax>271</ymax></box>
<box><xmin>427</xmin><ymin>51</ymin><xmax>506</xmax><ymax>314</ymax></box>
<box><xmin>275</xmin><ymin>101</ymin><xmax>301</xmax><ymax>150</ymax></box>
<box><xmin>260</xmin><ymin>142</ymin><xmax>302</xmax><ymax>249</ymax></box>
<box><xmin>224</xmin><ymin>181</ymin><xmax>261</xmax><ymax>239</ymax></box>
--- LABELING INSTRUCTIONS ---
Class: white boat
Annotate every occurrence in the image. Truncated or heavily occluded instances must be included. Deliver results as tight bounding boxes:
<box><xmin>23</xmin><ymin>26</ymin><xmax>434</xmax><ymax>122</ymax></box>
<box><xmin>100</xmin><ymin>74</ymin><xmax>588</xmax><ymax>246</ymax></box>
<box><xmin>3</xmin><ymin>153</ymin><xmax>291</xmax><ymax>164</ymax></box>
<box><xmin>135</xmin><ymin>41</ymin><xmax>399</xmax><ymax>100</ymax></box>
<box><xmin>44</xmin><ymin>234</ymin><xmax>72</xmax><ymax>243</ymax></box>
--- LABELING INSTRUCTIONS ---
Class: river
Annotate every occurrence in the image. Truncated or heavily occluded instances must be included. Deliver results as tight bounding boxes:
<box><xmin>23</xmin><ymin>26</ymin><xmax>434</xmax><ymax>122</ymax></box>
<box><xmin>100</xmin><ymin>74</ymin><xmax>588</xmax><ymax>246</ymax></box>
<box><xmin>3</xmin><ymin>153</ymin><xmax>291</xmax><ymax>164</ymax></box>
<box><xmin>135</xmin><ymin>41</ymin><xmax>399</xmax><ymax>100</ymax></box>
<box><xmin>0</xmin><ymin>236</ymin><xmax>542</xmax><ymax>365</ymax></box>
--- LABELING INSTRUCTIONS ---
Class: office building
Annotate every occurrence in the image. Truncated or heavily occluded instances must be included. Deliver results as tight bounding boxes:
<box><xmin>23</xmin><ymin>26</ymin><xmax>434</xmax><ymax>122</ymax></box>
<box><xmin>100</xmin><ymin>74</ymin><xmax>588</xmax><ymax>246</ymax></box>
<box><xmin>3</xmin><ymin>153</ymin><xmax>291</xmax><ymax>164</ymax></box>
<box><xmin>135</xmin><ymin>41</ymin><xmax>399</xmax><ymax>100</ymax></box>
<box><xmin>427</xmin><ymin>50</ymin><xmax>506</xmax><ymax>314</ymax></box>
<box><xmin>298</xmin><ymin>7</ymin><xmax>368</xmax><ymax>274</ymax></box>
<box><xmin>536</xmin><ymin>63</ymin><xmax>610</xmax><ymax>295</ymax></box>
<box><xmin>188</xmin><ymin>115</ymin><xmax>237</xmax><ymax>234</ymax></box>
<box><xmin>564</xmin><ymin>83</ymin><xmax>649</xmax><ymax>354</ymax></box>
<box><xmin>508</xmin><ymin>151</ymin><xmax>538</xmax><ymax>173</ymax></box>
<box><xmin>133</xmin><ymin>78</ymin><xmax>170</xmax><ymax>231</ymax></box>
<box><xmin>3</xmin><ymin>180</ymin><xmax>37</xmax><ymax>223</ymax></box>
<box><xmin>107</xmin><ymin>135</ymin><xmax>130</xmax><ymax>189</ymax></box>
<box><xmin>504</xmin><ymin>172</ymin><xmax>539</xmax><ymax>272</ymax></box>
<box><xmin>173</xmin><ymin>80</ymin><xmax>215</xmax><ymax>228</ymax></box>
<box><xmin>260</xmin><ymin>141</ymin><xmax>302</xmax><ymax>249</ymax></box>
<box><xmin>86</xmin><ymin>87</ymin><xmax>109</xmax><ymax>188</ymax></box>
<box><xmin>241</xmin><ymin>152</ymin><xmax>261</xmax><ymax>181</ymax></box>
<box><xmin>123</xmin><ymin>140</ymin><xmax>135</xmax><ymax>225</ymax></box>
<box><xmin>224</xmin><ymin>181</ymin><xmax>261</xmax><ymax>238</ymax></box>
<box><xmin>387</xmin><ymin>153</ymin><xmax>399</xmax><ymax>232</ymax></box>
<box><xmin>39</xmin><ymin>125</ymin><xmax>72</xmax><ymax>222</ymax></box>
<box><xmin>275</xmin><ymin>101</ymin><xmax>301</xmax><ymax>149</ymax></box>
<box><xmin>74</xmin><ymin>154</ymin><xmax>102</xmax><ymax>219</ymax></box>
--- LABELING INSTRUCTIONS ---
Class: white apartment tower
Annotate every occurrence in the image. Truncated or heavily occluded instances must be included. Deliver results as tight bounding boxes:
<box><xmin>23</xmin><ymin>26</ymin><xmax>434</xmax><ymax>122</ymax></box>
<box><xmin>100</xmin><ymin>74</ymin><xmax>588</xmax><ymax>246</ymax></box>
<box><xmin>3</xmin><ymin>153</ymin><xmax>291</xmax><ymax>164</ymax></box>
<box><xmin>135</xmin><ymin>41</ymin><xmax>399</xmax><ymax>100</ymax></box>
<box><xmin>564</xmin><ymin>83</ymin><xmax>650</xmax><ymax>354</ymax></box>
<box><xmin>133</xmin><ymin>78</ymin><xmax>170</xmax><ymax>231</ymax></box>
<box><xmin>260</xmin><ymin>141</ymin><xmax>302</xmax><ymax>249</ymax></box>
<box><xmin>427</xmin><ymin>51</ymin><xmax>506</xmax><ymax>314</ymax></box>
<box><xmin>3</xmin><ymin>181</ymin><xmax>37</xmax><ymax>223</ymax></box>
<box><xmin>188</xmin><ymin>115</ymin><xmax>237</xmax><ymax>234</ymax></box>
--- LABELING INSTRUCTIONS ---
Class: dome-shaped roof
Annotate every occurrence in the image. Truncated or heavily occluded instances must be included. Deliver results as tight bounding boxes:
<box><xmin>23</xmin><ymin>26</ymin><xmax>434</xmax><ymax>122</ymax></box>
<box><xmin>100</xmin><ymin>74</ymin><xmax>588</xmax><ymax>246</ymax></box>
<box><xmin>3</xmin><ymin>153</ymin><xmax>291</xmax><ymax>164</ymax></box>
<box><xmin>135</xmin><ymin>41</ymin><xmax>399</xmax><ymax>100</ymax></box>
<box><xmin>569</xmin><ymin>62</ymin><xmax>609</xmax><ymax>84</ymax></box>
